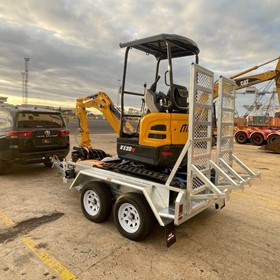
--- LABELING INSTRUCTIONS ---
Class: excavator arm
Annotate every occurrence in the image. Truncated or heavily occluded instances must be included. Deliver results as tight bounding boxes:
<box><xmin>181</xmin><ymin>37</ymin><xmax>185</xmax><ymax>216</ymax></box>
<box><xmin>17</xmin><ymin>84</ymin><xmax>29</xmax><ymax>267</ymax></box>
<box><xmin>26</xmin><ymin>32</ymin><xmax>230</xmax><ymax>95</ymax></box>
<box><xmin>233</xmin><ymin>70</ymin><xmax>279</xmax><ymax>90</ymax></box>
<box><xmin>76</xmin><ymin>91</ymin><xmax>134</xmax><ymax>148</ymax></box>
<box><xmin>213</xmin><ymin>56</ymin><xmax>280</xmax><ymax>101</ymax></box>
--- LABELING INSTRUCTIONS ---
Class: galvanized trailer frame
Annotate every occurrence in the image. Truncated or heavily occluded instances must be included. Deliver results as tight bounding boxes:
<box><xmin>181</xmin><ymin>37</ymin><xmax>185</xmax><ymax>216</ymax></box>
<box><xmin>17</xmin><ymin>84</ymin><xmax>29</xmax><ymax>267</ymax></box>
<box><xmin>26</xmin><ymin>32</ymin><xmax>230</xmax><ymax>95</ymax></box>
<box><xmin>59</xmin><ymin>64</ymin><xmax>259</xmax><ymax>243</ymax></box>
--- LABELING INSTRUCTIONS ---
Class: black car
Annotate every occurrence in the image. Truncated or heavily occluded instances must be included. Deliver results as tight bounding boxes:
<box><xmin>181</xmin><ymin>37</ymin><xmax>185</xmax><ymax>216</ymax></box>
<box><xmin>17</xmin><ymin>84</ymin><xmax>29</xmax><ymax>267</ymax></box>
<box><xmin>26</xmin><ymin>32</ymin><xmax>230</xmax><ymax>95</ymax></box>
<box><xmin>0</xmin><ymin>106</ymin><xmax>70</xmax><ymax>174</ymax></box>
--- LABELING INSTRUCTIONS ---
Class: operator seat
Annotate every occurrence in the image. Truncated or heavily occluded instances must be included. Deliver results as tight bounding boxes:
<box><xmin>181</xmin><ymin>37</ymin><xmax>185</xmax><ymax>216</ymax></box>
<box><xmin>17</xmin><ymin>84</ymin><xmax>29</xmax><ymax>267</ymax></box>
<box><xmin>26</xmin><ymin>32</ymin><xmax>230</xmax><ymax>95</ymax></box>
<box><xmin>144</xmin><ymin>76</ymin><xmax>168</xmax><ymax>112</ymax></box>
<box><xmin>166</xmin><ymin>84</ymin><xmax>189</xmax><ymax>113</ymax></box>
<box><xmin>144</xmin><ymin>89</ymin><xmax>167</xmax><ymax>112</ymax></box>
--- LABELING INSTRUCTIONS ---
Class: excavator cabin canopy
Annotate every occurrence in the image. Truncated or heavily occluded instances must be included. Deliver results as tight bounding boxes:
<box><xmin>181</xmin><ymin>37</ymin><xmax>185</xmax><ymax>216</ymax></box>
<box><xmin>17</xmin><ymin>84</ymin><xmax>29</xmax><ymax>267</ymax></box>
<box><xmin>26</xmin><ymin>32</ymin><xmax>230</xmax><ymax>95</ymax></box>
<box><xmin>118</xmin><ymin>34</ymin><xmax>200</xmax><ymax>140</ymax></box>
<box><xmin>119</xmin><ymin>33</ymin><xmax>200</xmax><ymax>60</ymax></box>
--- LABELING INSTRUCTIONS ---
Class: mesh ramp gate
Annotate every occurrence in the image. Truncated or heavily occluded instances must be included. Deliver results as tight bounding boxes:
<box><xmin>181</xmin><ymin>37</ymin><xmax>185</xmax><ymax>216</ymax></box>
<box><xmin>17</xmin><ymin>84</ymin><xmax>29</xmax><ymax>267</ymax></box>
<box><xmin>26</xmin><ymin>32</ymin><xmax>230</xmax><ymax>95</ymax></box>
<box><xmin>213</xmin><ymin>76</ymin><xmax>260</xmax><ymax>189</ymax></box>
<box><xmin>183</xmin><ymin>66</ymin><xmax>259</xmax><ymax>219</ymax></box>
<box><xmin>185</xmin><ymin>64</ymin><xmax>226</xmax><ymax>216</ymax></box>
<box><xmin>164</xmin><ymin>65</ymin><xmax>260</xmax><ymax>224</ymax></box>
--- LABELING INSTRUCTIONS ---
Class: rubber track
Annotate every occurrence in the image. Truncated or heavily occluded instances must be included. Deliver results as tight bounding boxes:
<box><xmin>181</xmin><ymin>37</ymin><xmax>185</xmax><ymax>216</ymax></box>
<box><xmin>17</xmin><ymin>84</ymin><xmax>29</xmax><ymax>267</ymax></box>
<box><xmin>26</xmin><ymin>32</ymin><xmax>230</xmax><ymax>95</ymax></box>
<box><xmin>102</xmin><ymin>162</ymin><xmax>183</xmax><ymax>188</ymax></box>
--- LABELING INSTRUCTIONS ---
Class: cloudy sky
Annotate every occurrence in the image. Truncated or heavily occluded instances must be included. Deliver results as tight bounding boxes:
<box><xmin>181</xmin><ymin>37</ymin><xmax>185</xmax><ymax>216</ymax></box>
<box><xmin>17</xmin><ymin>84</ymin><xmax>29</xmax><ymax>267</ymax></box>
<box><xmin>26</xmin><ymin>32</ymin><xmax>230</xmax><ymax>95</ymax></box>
<box><xmin>0</xmin><ymin>0</ymin><xmax>279</xmax><ymax>115</ymax></box>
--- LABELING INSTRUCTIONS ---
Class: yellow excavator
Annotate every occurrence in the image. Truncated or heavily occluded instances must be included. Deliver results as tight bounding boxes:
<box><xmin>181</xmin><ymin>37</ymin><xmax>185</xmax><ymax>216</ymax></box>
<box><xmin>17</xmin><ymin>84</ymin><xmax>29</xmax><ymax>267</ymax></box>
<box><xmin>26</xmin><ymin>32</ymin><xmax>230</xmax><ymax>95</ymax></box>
<box><xmin>73</xmin><ymin>33</ymin><xmax>280</xmax><ymax>165</ymax></box>
<box><xmin>74</xmin><ymin>34</ymin><xmax>199</xmax><ymax>167</ymax></box>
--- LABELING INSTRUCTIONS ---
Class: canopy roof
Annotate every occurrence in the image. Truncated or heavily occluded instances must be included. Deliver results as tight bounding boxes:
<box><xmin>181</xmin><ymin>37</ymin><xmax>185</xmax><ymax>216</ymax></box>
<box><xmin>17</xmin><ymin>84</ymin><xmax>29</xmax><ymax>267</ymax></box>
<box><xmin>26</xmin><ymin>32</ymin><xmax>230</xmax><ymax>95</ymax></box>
<box><xmin>119</xmin><ymin>33</ymin><xmax>199</xmax><ymax>60</ymax></box>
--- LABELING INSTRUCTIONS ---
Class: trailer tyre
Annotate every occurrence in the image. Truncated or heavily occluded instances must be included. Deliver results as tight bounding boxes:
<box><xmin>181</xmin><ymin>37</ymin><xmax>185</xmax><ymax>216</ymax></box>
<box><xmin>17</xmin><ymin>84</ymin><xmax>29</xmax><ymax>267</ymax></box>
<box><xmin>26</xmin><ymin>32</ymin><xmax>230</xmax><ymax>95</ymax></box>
<box><xmin>81</xmin><ymin>182</ymin><xmax>112</xmax><ymax>223</ymax></box>
<box><xmin>235</xmin><ymin>131</ymin><xmax>248</xmax><ymax>144</ymax></box>
<box><xmin>113</xmin><ymin>193</ymin><xmax>154</xmax><ymax>241</ymax></box>
<box><xmin>250</xmin><ymin>133</ymin><xmax>264</xmax><ymax>146</ymax></box>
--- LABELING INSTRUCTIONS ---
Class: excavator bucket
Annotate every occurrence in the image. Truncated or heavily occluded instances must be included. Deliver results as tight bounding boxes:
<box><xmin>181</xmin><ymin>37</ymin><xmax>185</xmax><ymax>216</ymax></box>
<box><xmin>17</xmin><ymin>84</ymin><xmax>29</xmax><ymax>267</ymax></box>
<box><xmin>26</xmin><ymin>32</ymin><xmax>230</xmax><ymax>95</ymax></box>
<box><xmin>261</xmin><ymin>138</ymin><xmax>280</xmax><ymax>154</ymax></box>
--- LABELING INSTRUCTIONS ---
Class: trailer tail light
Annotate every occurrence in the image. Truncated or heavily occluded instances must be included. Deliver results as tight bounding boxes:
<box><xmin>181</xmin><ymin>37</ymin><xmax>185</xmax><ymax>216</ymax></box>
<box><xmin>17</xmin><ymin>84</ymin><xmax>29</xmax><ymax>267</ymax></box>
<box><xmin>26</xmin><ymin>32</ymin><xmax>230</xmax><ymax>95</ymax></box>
<box><xmin>5</xmin><ymin>131</ymin><xmax>32</xmax><ymax>138</ymax></box>
<box><xmin>162</xmin><ymin>151</ymin><xmax>173</xmax><ymax>156</ymax></box>
<box><xmin>59</xmin><ymin>129</ymin><xmax>70</xmax><ymax>136</ymax></box>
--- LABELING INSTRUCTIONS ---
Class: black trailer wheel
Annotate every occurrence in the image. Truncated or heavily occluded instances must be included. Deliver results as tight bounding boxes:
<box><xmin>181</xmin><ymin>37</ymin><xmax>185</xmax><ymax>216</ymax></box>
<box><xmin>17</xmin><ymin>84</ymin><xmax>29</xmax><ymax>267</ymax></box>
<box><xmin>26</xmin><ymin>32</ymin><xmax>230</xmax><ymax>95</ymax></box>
<box><xmin>235</xmin><ymin>131</ymin><xmax>248</xmax><ymax>144</ymax></box>
<box><xmin>250</xmin><ymin>133</ymin><xmax>264</xmax><ymax>146</ymax></box>
<box><xmin>113</xmin><ymin>193</ymin><xmax>154</xmax><ymax>241</ymax></box>
<box><xmin>81</xmin><ymin>182</ymin><xmax>112</xmax><ymax>223</ymax></box>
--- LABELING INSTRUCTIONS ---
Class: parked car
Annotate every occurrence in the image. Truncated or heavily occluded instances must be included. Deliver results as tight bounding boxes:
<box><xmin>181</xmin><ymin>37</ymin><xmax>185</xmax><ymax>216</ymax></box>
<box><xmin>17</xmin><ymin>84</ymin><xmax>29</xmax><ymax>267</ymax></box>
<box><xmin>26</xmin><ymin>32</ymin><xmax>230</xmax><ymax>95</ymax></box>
<box><xmin>0</xmin><ymin>106</ymin><xmax>70</xmax><ymax>174</ymax></box>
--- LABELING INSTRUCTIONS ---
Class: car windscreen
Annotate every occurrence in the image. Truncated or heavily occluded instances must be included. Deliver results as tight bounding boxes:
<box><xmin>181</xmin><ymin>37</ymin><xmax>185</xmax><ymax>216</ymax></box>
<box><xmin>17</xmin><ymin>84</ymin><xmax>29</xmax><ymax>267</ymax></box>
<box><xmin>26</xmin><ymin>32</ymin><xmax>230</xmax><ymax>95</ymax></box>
<box><xmin>16</xmin><ymin>112</ymin><xmax>65</xmax><ymax>129</ymax></box>
<box><xmin>0</xmin><ymin>110</ymin><xmax>13</xmax><ymax>134</ymax></box>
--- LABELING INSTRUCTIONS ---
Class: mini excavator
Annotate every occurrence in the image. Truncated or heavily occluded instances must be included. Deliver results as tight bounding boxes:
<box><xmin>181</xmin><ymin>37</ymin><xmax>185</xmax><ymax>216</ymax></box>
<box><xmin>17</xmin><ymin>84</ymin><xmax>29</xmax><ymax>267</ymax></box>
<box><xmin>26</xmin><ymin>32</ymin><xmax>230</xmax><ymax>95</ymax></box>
<box><xmin>73</xmin><ymin>34</ymin><xmax>199</xmax><ymax>169</ymax></box>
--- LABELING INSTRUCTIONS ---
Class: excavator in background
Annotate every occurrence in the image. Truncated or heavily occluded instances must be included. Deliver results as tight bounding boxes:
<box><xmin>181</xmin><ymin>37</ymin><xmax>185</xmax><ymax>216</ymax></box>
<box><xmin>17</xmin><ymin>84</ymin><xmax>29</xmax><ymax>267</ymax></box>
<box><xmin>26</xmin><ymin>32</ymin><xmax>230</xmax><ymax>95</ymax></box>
<box><xmin>227</xmin><ymin>57</ymin><xmax>279</xmax><ymax>98</ymax></box>
<box><xmin>225</xmin><ymin>56</ymin><xmax>280</xmax><ymax>152</ymax></box>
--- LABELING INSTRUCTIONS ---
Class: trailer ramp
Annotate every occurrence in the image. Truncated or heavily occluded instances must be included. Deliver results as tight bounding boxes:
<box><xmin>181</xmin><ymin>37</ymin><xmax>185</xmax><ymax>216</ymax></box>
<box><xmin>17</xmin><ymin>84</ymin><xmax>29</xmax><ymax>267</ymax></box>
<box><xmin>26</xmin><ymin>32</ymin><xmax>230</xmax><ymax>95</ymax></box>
<box><xmin>185</xmin><ymin>64</ymin><xmax>222</xmax><ymax>219</ymax></box>
<box><xmin>174</xmin><ymin>66</ymin><xmax>259</xmax><ymax>225</ymax></box>
<box><xmin>213</xmin><ymin>76</ymin><xmax>260</xmax><ymax>191</ymax></box>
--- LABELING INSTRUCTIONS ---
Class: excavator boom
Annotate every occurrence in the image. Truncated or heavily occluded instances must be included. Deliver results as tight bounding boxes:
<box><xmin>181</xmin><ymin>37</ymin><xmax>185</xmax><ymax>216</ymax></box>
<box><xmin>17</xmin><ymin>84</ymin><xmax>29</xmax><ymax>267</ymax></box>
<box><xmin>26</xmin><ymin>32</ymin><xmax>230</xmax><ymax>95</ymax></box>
<box><xmin>213</xmin><ymin>56</ymin><xmax>280</xmax><ymax>102</ymax></box>
<box><xmin>230</xmin><ymin>56</ymin><xmax>279</xmax><ymax>79</ymax></box>
<box><xmin>76</xmin><ymin>91</ymin><xmax>134</xmax><ymax>148</ymax></box>
<box><xmin>233</xmin><ymin>70</ymin><xmax>278</xmax><ymax>89</ymax></box>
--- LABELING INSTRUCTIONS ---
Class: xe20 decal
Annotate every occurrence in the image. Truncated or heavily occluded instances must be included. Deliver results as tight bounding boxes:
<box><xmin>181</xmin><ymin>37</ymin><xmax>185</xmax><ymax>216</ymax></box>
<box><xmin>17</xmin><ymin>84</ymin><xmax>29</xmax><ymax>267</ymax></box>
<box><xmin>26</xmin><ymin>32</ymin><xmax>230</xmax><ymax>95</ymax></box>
<box><xmin>119</xmin><ymin>145</ymin><xmax>136</xmax><ymax>152</ymax></box>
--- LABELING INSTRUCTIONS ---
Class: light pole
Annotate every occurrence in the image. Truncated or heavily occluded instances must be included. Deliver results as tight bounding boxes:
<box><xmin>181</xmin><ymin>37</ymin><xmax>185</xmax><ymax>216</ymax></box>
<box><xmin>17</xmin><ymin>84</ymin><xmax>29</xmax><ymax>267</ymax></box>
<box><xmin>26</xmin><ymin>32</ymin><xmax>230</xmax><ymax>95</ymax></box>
<box><xmin>24</xmin><ymin>57</ymin><xmax>30</xmax><ymax>105</ymax></box>
<box><xmin>21</xmin><ymin>72</ymin><xmax>25</xmax><ymax>104</ymax></box>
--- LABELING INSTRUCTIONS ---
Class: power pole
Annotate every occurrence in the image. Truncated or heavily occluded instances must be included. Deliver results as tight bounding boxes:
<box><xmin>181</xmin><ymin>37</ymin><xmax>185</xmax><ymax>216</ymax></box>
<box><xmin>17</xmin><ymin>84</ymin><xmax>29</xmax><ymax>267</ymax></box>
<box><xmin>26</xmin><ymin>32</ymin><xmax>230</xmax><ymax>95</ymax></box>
<box><xmin>23</xmin><ymin>57</ymin><xmax>30</xmax><ymax>105</ymax></box>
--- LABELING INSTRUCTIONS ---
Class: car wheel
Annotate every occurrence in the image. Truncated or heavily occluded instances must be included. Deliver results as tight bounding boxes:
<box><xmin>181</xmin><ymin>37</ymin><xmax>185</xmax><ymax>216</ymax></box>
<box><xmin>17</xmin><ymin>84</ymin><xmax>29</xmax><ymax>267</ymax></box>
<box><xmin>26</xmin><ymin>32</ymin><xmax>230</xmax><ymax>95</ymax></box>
<box><xmin>113</xmin><ymin>193</ymin><xmax>154</xmax><ymax>241</ymax></box>
<box><xmin>81</xmin><ymin>182</ymin><xmax>112</xmax><ymax>223</ymax></box>
<box><xmin>0</xmin><ymin>160</ymin><xmax>11</xmax><ymax>175</ymax></box>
